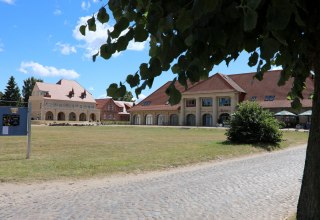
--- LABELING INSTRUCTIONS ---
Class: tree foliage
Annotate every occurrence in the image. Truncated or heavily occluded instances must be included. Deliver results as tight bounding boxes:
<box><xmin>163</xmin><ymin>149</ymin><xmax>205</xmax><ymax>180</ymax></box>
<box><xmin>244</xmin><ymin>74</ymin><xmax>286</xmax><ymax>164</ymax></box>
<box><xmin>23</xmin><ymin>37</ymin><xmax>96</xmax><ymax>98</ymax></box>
<box><xmin>22</xmin><ymin>77</ymin><xmax>43</xmax><ymax>106</ymax></box>
<box><xmin>81</xmin><ymin>0</ymin><xmax>314</xmax><ymax>107</ymax></box>
<box><xmin>1</xmin><ymin>76</ymin><xmax>21</xmax><ymax>107</ymax></box>
<box><xmin>81</xmin><ymin>1</ymin><xmax>320</xmax><ymax>218</ymax></box>
<box><xmin>115</xmin><ymin>91</ymin><xmax>134</xmax><ymax>102</ymax></box>
<box><xmin>226</xmin><ymin>101</ymin><xmax>282</xmax><ymax>145</ymax></box>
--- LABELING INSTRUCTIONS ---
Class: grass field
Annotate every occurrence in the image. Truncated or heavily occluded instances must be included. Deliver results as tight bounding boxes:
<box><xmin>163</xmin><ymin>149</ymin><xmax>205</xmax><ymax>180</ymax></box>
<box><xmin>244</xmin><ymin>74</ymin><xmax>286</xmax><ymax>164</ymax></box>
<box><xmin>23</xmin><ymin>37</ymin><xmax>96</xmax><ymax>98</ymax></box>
<box><xmin>0</xmin><ymin>126</ymin><xmax>308</xmax><ymax>183</ymax></box>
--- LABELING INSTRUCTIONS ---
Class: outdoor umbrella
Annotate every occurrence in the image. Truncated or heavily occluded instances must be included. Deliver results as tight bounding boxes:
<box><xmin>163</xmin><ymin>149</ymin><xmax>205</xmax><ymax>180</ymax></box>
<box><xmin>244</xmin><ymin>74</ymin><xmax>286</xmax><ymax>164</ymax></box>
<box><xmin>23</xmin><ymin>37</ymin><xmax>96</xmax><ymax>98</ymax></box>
<box><xmin>274</xmin><ymin>110</ymin><xmax>296</xmax><ymax>116</ymax></box>
<box><xmin>298</xmin><ymin>110</ymin><xmax>312</xmax><ymax>116</ymax></box>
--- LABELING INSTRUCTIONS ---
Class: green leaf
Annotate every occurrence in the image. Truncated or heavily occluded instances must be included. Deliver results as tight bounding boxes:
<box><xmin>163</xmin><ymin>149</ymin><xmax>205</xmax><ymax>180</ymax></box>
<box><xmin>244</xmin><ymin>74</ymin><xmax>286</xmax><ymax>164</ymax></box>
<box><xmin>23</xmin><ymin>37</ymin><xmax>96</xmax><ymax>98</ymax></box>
<box><xmin>165</xmin><ymin>80</ymin><xmax>182</xmax><ymax>105</ymax></box>
<box><xmin>87</xmin><ymin>16</ymin><xmax>96</xmax><ymax>32</ymax></box>
<box><xmin>247</xmin><ymin>0</ymin><xmax>261</xmax><ymax>10</ymax></box>
<box><xmin>79</xmin><ymin>25</ymin><xmax>87</xmax><ymax>36</ymax></box>
<box><xmin>126</xmin><ymin>72</ymin><xmax>140</xmax><ymax>88</ymax></box>
<box><xmin>171</xmin><ymin>64</ymin><xmax>180</xmax><ymax>74</ymax></box>
<box><xmin>184</xmin><ymin>34</ymin><xmax>194</xmax><ymax>47</ymax></box>
<box><xmin>244</xmin><ymin>8</ymin><xmax>257</xmax><ymax>31</ymax></box>
<box><xmin>248</xmin><ymin>51</ymin><xmax>258</xmax><ymax>67</ymax></box>
<box><xmin>176</xmin><ymin>9</ymin><xmax>193</xmax><ymax>33</ymax></box>
<box><xmin>134</xmin><ymin>24</ymin><xmax>149</xmax><ymax>42</ymax></box>
<box><xmin>260</xmin><ymin>37</ymin><xmax>280</xmax><ymax>60</ymax></box>
<box><xmin>106</xmin><ymin>83</ymin><xmax>119</xmax><ymax>98</ymax></box>
<box><xmin>100</xmin><ymin>44</ymin><xmax>114</xmax><ymax>60</ymax></box>
<box><xmin>139</xmin><ymin>63</ymin><xmax>149</xmax><ymax>80</ymax></box>
<box><xmin>97</xmin><ymin>7</ymin><xmax>109</xmax><ymax>24</ymax></box>
<box><xmin>149</xmin><ymin>57</ymin><xmax>162</xmax><ymax>77</ymax></box>
<box><xmin>267</xmin><ymin>3</ymin><xmax>293</xmax><ymax>30</ymax></box>
<box><xmin>114</xmin><ymin>17</ymin><xmax>130</xmax><ymax>32</ymax></box>
<box><xmin>116</xmin><ymin>36</ymin><xmax>129</xmax><ymax>52</ymax></box>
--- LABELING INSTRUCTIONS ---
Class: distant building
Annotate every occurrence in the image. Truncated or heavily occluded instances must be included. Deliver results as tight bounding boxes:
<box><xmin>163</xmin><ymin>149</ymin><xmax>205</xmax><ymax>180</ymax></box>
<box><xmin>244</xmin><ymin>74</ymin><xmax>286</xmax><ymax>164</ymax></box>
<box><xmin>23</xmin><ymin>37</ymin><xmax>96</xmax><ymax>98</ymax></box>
<box><xmin>95</xmin><ymin>98</ymin><xmax>134</xmax><ymax>121</ymax></box>
<box><xmin>129</xmin><ymin>70</ymin><xmax>314</xmax><ymax>126</ymax></box>
<box><xmin>29</xmin><ymin>79</ymin><xmax>100</xmax><ymax>122</ymax></box>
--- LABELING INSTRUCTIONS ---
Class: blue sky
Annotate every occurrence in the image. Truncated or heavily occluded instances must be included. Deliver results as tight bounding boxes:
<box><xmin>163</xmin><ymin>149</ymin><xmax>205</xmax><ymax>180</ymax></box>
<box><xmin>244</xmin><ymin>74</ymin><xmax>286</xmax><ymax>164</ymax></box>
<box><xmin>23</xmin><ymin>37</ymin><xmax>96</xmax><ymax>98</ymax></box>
<box><xmin>0</xmin><ymin>0</ymin><xmax>271</xmax><ymax>101</ymax></box>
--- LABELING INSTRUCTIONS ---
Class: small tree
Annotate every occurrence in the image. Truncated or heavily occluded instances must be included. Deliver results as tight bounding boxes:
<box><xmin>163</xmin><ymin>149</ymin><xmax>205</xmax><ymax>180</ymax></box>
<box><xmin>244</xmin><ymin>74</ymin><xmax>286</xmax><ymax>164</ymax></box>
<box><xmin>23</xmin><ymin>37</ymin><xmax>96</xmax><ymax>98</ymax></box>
<box><xmin>226</xmin><ymin>101</ymin><xmax>282</xmax><ymax>145</ymax></box>
<box><xmin>1</xmin><ymin>76</ymin><xmax>21</xmax><ymax>107</ymax></box>
<box><xmin>22</xmin><ymin>77</ymin><xmax>43</xmax><ymax>106</ymax></box>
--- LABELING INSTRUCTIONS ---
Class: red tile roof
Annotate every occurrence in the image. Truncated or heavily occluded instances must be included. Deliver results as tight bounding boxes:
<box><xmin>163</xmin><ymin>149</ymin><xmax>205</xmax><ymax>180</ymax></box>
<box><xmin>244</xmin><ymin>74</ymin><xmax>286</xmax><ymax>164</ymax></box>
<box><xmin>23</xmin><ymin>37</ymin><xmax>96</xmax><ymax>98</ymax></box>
<box><xmin>229</xmin><ymin>70</ymin><xmax>314</xmax><ymax>104</ymax></box>
<box><xmin>129</xmin><ymin>70</ymin><xmax>314</xmax><ymax>111</ymax></box>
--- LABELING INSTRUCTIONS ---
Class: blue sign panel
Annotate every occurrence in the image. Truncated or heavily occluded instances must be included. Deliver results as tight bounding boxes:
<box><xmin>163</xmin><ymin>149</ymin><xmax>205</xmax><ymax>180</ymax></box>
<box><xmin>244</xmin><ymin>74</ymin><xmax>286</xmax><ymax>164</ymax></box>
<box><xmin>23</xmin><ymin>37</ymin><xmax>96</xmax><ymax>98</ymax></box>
<box><xmin>0</xmin><ymin>107</ymin><xmax>28</xmax><ymax>136</ymax></box>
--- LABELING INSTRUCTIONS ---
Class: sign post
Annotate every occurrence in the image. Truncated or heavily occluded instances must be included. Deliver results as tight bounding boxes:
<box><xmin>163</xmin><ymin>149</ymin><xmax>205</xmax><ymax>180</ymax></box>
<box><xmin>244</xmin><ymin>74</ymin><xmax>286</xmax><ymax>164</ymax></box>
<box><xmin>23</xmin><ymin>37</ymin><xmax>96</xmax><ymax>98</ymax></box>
<box><xmin>0</xmin><ymin>103</ymin><xmax>31</xmax><ymax>159</ymax></box>
<box><xmin>26</xmin><ymin>103</ymin><xmax>32</xmax><ymax>159</ymax></box>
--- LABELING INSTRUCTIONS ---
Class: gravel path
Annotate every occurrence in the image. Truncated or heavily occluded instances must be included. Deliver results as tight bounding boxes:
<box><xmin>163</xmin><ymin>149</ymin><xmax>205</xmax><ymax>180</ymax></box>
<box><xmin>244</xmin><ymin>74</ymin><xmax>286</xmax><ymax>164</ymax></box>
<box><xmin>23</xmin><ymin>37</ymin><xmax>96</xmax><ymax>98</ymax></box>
<box><xmin>0</xmin><ymin>145</ymin><xmax>306</xmax><ymax>220</ymax></box>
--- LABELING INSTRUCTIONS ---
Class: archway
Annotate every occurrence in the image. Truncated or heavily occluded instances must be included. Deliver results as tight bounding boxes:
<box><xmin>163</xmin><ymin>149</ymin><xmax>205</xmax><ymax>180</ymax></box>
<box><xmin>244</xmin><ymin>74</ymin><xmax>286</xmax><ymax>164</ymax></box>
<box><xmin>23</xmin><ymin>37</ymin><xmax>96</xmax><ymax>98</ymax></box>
<box><xmin>69</xmin><ymin>112</ymin><xmax>76</xmax><ymax>121</ymax></box>
<box><xmin>133</xmin><ymin>114</ymin><xmax>141</xmax><ymax>125</ymax></box>
<box><xmin>145</xmin><ymin>114</ymin><xmax>153</xmax><ymax>125</ymax></box>
<box><xmin>186</xmin><ymin>114</ymin><xmax>196</xmax><ymax>126</ymax></box>
<box><xmin>57</xmin><ymin>112</ymin><xmax>65</xmax><ymax>121</ymax></box>
<box><xmin>79</xmin><ymin>113</ymin><xmax>87</xmax><ymax>121</ymax></box>
<box><xmin>219</xmin><ymin>113</ymin><xmax>230</xmax><ymax>125</ymax></box>
<box><xmin>170</xmin><ymin>114</ymin><xmax>179</xmax><ymax>126</ymax></box>
<box><xmin>45</xmin><ymin>111</ymin><xmax>54</xmax><ymax>120</ymax></box>
<box><xmin>90</xmin><ymin>113</ymin><xmax>96</xmax><ymax>121</ymax></box>
<box><xmin>202</xmin><ymin>114</ymin><xmax>212</xmax><ymax>126</ymax></box>
<box><xmin>157</xmin><ymin>114</ymin><xmax>165</xmax><ymax>125</ymax></box>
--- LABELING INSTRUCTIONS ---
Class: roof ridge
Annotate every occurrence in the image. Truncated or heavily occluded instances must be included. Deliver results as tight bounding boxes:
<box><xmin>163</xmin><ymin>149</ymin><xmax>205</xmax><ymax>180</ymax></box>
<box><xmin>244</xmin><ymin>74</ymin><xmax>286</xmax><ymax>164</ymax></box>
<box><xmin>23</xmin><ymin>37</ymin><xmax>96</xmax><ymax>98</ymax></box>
<box><xmin>217</xmin><ymin>73</ymin><xmax>246</xmax><ymax>93</ymax></box>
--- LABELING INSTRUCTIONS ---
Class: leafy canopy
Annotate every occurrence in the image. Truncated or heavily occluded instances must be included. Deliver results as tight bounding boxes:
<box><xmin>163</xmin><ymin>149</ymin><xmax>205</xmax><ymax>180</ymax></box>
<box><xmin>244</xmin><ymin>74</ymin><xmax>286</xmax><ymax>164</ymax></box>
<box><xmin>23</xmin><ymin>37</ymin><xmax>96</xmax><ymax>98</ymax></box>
<box><xmin>80</xmin><ymin>0</ymin><xmax>314</xmax><ymax>107</ymax></box>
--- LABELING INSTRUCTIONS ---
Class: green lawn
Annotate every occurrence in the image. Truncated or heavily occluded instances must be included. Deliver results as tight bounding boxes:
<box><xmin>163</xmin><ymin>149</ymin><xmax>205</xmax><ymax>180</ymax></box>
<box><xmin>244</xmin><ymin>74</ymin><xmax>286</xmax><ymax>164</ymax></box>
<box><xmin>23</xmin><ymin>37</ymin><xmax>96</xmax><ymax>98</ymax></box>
<box><xmin>0</xmin><ymin>126</ymin><xmax>308</xmax><ymax>183</ymax></box>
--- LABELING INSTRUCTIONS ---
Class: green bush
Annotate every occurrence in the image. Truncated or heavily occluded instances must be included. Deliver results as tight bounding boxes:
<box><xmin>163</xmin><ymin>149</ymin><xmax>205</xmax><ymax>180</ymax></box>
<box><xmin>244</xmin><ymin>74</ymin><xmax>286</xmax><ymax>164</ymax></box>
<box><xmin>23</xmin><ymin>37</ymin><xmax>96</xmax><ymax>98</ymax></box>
<box><xmin>226</xmin><ymin>101</ymin><xmax>282</xmax><ymax>145</ymax></box>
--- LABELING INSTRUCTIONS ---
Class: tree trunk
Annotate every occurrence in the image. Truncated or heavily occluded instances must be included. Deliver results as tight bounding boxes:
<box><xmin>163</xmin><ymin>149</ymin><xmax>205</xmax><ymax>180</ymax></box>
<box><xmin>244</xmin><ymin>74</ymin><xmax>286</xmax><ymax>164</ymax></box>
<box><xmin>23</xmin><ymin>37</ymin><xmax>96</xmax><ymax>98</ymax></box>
<box><xmin>297</xmin><ymin>64</ymin><xmax>320</xmax><ymax>219</ymax></box>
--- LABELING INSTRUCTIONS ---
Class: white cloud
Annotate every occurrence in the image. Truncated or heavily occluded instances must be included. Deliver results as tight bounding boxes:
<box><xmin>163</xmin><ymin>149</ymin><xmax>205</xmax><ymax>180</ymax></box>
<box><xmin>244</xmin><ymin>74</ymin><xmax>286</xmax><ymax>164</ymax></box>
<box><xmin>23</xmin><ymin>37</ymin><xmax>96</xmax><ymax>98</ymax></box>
<box><xmin>53</xmin><ymin>9</ymin><xmax>62</xmax><ymax>16</ymax></box>
<box><xmin>73</xmin><ymin>16</ymin><xmax>146</xmax><ymax>58</ymax></box>
<box><xmin>271</xmin><ymin>66</ymin><xmax>282</xmax><ymax>71</ymax></box>
<box><xmin>92</xmin><ymin>0</ymin><xmax>99</xmax><ymax>3</ymax></box>
<box><xmin>88</xmin><ymin>86</ymin><xmax>94</xmax><ymax>91</ymax></box>
<box><xmin>19</xmin><ymin>61</ymin><xmax>80</xmax><ymax>79</ymax></box>
<box><xmin>81</xmin><ymin>1</ymin><xmax>91</xmax><ymax>10</ymax></box>
<box><xmin>97</xmin><ymin>94</ymin><xmax>110</xmax><ymax>99</ymax></box>
<box><xmin>0</xmin><ymin>0</ymin><xmax>15</xmax><ymax>5</ymax></box>
<box><xmin>55</xmin><ymin>42</ymin><xmax>77</xmax><ymax>55</ymax></box>
<box><xmin>133</xmin><ymin>94</ymin><xmax>147</xmax><ymax>103</ymax></box>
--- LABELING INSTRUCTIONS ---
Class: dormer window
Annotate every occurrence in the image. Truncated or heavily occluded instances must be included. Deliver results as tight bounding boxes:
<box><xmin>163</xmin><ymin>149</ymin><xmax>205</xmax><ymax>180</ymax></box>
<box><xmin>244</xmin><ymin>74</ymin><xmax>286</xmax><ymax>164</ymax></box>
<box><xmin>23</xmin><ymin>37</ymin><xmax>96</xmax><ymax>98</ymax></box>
<box><xmin>43</xmin><ymin>91</ymin><xmax>51</xmax><ymax>98</ymax></box>
<box><xmin>68</xmin><ymin>88</ymin><xmax>74</xmax><ymax>98</ymax></box>
<box><xmin>264</xmin><ymin>95</ymin><xmax>275</xmax><ymax>101</ymax></box>
<box><xmin>142</xmin><ymin>101</ymin><xmax>151</xmax><ymax>106</ymax></box>
<box><xmin>80</xmin><ymin>90</ymin><xmax>87</xmax><ymax>99</ymax></box>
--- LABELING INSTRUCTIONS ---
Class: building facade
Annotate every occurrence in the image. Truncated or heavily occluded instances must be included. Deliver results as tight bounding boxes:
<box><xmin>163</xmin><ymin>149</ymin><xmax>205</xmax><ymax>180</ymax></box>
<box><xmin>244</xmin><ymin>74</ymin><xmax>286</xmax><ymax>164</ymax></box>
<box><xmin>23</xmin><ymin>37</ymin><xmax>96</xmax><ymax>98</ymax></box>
<box><xmin>96</xmin><ymin>98</ymin><xmax>133</xmax><ymax>121</ymax></box>
<box><xmin>29</xmin><ymin>80</ymin><xmax>100</xmax><ymax>122</ymax></box>
<box><xmin>129</xmin><ymin>71</ymin><xmax>314</xmax><ymax>127</ymax></box>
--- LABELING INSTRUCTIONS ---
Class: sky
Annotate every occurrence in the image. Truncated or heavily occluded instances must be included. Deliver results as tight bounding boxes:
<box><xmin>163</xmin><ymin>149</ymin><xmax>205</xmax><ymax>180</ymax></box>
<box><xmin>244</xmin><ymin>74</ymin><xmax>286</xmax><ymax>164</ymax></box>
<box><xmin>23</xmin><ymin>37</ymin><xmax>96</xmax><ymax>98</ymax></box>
<box><xmin>0</xmin><ymin>0</ymin><xmax>276</xmax><ymax>102</ymax></box>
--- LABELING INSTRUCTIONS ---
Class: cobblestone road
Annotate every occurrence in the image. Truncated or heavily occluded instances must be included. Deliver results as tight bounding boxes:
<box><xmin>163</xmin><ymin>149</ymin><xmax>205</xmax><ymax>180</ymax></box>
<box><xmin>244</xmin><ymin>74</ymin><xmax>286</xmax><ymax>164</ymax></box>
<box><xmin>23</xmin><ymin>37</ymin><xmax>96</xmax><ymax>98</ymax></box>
<box><xmin>0</xmin><ymin>145</ymin><xmax>306</xmax><ymax>220</ymax></box>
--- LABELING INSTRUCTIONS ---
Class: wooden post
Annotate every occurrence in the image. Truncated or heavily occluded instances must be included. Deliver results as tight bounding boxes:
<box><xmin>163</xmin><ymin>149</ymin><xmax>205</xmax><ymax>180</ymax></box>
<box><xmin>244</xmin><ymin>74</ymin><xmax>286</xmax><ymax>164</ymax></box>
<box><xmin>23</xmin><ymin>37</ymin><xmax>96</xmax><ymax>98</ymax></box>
<box><xmin>26</xmin><ymin>103</ymin><xmax>32</xmax><ymax>159</ymax></box>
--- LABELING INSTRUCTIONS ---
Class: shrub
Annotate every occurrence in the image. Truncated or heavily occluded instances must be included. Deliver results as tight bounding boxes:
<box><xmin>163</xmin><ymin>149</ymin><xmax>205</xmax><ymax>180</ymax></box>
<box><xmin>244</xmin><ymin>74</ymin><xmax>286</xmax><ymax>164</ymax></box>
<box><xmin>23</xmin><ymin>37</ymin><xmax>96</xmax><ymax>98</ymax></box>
<box><xmin>226</xmin><ymin>101</ymin><xmax>282</xmax><ymax>145</ymax></box>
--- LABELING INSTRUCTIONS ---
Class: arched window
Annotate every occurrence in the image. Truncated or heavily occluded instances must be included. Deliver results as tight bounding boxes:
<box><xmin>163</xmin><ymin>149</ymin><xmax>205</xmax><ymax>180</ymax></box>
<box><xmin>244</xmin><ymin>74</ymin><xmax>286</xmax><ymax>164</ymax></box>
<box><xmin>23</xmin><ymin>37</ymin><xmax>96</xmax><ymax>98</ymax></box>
<box><xmin>57</xmin><ymin>112</ymin><xmax>65</xmax><ymax>121</ymax></box>
<box><xmin>79</xmin><ymin>113</ymin><xmax>87</xmax><ymax>121</ymax></box>
<box><xmin>69</xmin><ymin>112</ymin><xmax>76</xmax><ymax>121</ymax></box>
<box><xmin>157</xmin><ymin>114</ymin><xmax>165</xmax><ymax>125</ymax></box>
<box><xmin>170</xmin><ymin>114</ymin><xmax>179</xmax><ymax>126</ymax></box>
<box><xmin>145</xmin><ymin>114</ymin><xmax>153</xmax><ymax>125</ymax></box>
<box><xmin>219</xmin><ymin>113</ymin><xmax>230</xmax><ymax>125</ymax></box>
<box><xmin>45</xmin><ymin>111</ymin><xmax>54</xmax><ymax>120</ymax></box>
<box><xmin>133</xmin><ymin>114</ymin><xmax>141</xmax><ymax>125</ymax></box>
<box><xmin>90</xmin><ymin>113</ymin><xmax>96</xmax><ymax>121</ymax></box>
<box><xmin>202</xmin><ymin>114</ymin><xmax>212</xmax><ymax>126</ymax></box>
<box><xmin>186</xmin><ymin>114</ymin><xmax>196</xmax><ymax>126</ymax></box>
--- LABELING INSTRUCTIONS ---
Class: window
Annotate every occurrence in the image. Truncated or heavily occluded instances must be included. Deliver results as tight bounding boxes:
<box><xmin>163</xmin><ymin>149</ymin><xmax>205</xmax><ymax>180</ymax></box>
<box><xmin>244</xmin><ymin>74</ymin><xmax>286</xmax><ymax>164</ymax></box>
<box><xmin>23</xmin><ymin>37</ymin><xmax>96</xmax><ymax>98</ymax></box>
<box><xmin>219</xmin><ymin>97</ymin><xmax>231</xmax><ymax>106</ymax></box>
<box><xmin>186</xmin><ymin>99</ymin><xmax>196</xmax><ymax>107</ymax></box>
<box><xmin>264</xmin><ymin>95</ymin><xmax>275</xmax><ymax>101</ymax></box>
<box><xmin>142</xmin><ymin>101</ymin><xmax>151</xmax><ymax>106</ymax></box>
<box><xmin>107</xmin><ymin>104</ymin><xmax>114</xmax><ymax>111</ymax></box>
<box><xmin>250</xmin><ymin>96</ymin><xmax>257</xmax><ymax>101</ymax></box>
<box><xmin>202</xmin><ymin>98</ymin><xmax>212</xmax><ymax>107</ymax></box>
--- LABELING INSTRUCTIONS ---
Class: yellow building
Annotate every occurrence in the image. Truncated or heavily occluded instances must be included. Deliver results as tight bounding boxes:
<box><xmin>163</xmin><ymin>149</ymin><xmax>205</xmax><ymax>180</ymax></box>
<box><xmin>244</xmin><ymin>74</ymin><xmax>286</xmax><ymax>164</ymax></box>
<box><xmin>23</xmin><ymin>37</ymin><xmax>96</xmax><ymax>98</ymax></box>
<box><xmin>29</xmin><ymin>79</ymin><xmax>100</xmax><ymax>122</ymax></box>
<box><xmin>129</xmin><ymin>71</ymin><xmax>314</xmax><ymax>127</ymax></box>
